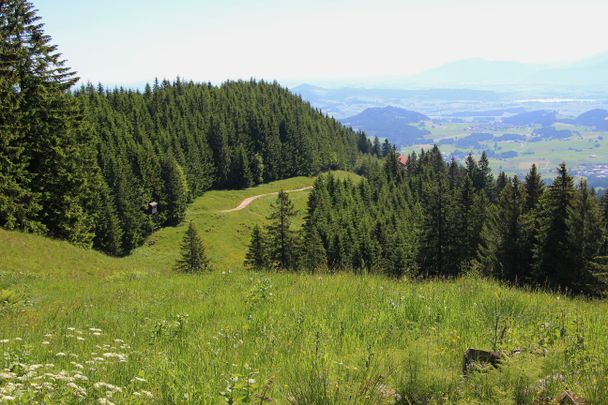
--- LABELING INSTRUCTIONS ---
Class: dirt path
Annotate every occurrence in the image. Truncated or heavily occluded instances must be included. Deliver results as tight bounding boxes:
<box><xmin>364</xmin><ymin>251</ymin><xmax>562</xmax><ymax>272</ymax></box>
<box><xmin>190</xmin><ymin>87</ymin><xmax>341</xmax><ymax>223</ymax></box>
<box><xmin>220</xmin><ymin>186</ymin><xmax>313</xmax><ymax>213</ymax></box>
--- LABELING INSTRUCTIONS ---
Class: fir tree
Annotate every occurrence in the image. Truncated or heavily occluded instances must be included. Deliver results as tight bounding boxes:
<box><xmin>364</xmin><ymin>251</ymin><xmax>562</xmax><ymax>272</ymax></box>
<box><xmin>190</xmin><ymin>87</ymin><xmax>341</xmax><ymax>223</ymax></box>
<box><xmin>162</xmin><ymin>156</ymin><xmax>190</xmax><ymax>226</ymax></box>
<box><xmin>567</xmin><ymin>180</ymin><xmax>604</xmax><ymax>273</ymax></box>
<box><xmin>533</xmin><ymin>163</ymin><xmax>579</xmax><ymax>289</ymax></box>
<box><xmin>372</xmin><ymin>137</ymin><xmax>381</xmax><ymax>156</ymax></box>
<box><xmin>301</xmin><ymin>226</ymin><xmax>327</xmax><ymax>272</ymax></box>
<box><xmin>0</xmin><ymin>3</ymin><xmax>42</xmax><ymax>232</ymax></box>
<box><xmin>244</xmin><ymin>225</ymin><xmax>269</xmax><ymax>270</ymax></box>
<box><xmin>524</xmin><ymin>164</ymin><xmax>544</xmax><ymax>212</ymax></box>
<box><xmin>1</xmin><ymin>0</ymin><xmax>99</xmax><ymax>245</ymax></box>
<box><xmin>175</xmin><ymin>222</ymin><xmax>210</xmax><ymax>273</ymax></box>
<box><xmin>229</xmin><ymin>144</ymin><xmax>253</xmax><ymax>189</ymax></box>
<box><xmin>266</xmin><ymin>190</ymin><xmax>297</xmax><ymax>270</ymax></box>
<box><xmin>478</xmin><ymin>177</ymin><xmax>527</xmax><ymax>282</ymax></box>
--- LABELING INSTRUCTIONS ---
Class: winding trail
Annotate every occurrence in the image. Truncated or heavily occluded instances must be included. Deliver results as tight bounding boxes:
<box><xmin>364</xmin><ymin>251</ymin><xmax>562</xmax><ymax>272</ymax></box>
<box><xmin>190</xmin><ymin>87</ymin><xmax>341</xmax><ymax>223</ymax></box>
<box><xmin>220</xmin><ymin>186</ymin><xmax>313</xmax><ymax>213</ymax></box>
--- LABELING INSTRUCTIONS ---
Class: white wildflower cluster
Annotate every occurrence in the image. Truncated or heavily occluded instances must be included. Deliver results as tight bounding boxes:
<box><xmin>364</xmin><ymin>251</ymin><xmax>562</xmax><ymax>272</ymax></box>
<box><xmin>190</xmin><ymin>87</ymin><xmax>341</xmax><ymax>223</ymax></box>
<box><xmin>0</xmin><ymin>328</ymin><xmax>152</xmax><ymax>403</ymax></box>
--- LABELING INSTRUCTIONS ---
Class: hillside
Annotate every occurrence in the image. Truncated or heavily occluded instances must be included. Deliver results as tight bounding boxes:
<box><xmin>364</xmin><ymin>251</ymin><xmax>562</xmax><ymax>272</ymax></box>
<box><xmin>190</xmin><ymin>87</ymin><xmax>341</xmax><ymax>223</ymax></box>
<box><xmin>2</xmin><ymin>173</ymin><xmax>608</xmax><ymax>404</ymax></box>
<box><xmin>341</xmin><ymin>106</ymin><xmax>431</xmax><ymax>146</ymax></box>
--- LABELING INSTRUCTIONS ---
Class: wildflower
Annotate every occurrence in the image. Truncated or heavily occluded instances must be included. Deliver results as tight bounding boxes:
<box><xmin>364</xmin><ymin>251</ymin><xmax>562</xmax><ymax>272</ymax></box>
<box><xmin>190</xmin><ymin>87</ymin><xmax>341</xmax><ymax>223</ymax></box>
<box><xmin>56</xmin><ymin>352</ymin><xmax>66</xmax><ymax>357</ymax></box>
<box><xmin>131</xmin><ymin>376</ymin><xmax>147</xmax><ymax>383</ymax></box>
<box><xmin>0</xmin><ymin>372</ymin><xmax>16</xmax><ymax>380</ymax></box>
<box><xmin>67</xmin><ymin>327</ymin><xmax>76</xmax><ymax>331</ymax></box>
<box><xmin>44</xmin><ymin>333</ymin><xmax>53</xmax><ymax>338</ymax></box>
<box><xmin>42</xmin><ymin>341</ymin><xmax>50</xmax><ymax>345</ymax></box>
<box><xmin>98</xmin><ymin>399</ymin><xmax>115</xmax><ymax>405</ymax></box>
<box><xmin>76</xmin><ymin>336</ymin><xmax>85</xmax><ymax>341</ymax></box>
<box><xmin>247</xmin><ymin>378</ymin><xmax>256</xmax><ymax>384</ymax></box>
<box><xmin>141</xmin><ymin>390</ymin><xmax>153</xmax><ymax>398</ymax></box>
<box><xmin>14</xmin><ymin>337</ymin><xmax>22</xmax><ymax>342</ymax></box>
<box><xmin>0</xmin><ymin>339</ymin><xmax>9</xmax><ymax>344</ymax></box>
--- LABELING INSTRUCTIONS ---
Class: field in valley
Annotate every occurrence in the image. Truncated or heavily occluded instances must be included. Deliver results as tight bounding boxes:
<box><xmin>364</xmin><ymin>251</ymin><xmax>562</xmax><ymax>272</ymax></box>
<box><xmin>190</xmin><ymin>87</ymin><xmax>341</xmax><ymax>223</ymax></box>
<box><xmin>2</xmin><ymin>172</ymin><xmax>608</xmax><ymax>404</ymax></box>
<box><xmin>402</xmin><ymin>122</ymin><xmax>608</xmax><ymax>188</ymax></box>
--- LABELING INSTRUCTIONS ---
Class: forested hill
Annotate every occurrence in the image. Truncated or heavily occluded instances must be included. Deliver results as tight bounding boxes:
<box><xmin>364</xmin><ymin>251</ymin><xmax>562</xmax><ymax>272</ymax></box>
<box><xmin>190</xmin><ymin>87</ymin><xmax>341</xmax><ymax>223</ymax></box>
<box><xmin>247</xmin><ymin>147</ymin><xmax>608</xmax><ymax>294</ymax></box>
<box><xmin>0</xmin><ymin>1</ymin><xmax>369</xmax><ymax>257</ymax></box>
<box><xmin>77</xmin><ymin>80</ymin><xmax>369</xmax><ymax>255</ymax></box>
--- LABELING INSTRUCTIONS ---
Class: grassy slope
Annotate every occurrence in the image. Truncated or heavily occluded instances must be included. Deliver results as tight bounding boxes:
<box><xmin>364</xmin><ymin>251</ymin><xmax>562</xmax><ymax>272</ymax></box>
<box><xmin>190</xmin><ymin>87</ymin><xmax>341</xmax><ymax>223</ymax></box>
<box><xmin>2</xmin><ymin>171</ymin><xmax>608</xmax><ymax>404</ymax></box>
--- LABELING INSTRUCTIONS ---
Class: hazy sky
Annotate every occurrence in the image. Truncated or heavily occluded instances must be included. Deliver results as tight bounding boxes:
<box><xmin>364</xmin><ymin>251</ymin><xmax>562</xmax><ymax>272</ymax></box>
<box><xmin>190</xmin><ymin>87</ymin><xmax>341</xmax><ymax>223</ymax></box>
<box><xmin>36</xmin><ymin>0</ymin><xmax>608</xmax><ymax>86</ymax></box>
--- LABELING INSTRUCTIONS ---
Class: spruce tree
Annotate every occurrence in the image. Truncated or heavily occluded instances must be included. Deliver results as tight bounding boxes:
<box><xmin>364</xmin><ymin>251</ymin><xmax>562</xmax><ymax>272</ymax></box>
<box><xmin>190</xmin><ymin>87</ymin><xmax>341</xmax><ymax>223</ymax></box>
<box><xmin>229</xmin><ymin>144</ymin><xmax>253</xmax><ymax>189</ymax></box>
<box><xmin>476</xmin><ymin>151</ymin><xmax>494</xmax><ymax>197</ymax></box>
<box><xmin>244</xmin><ymin>225</ymin><xmax>269</xmax><ymax>270</ymax></box>
<box><xmin>533</xmin><ymin>163</ymin><xmax>579</xmax><ymax>289</ymax></box>
<box><xmin>175</xmin><ymin>222</ymin><xmax>210</xmax><ymax>273</ymax></box>
<box><xmin>162</xmin><ymin>156</ymin><xmax>190</xmax><ymax>226</ymax></box>
<box><xmin>567</xmin><ymin>180</ymin><xmax>604</xmax><ymax>275</ymax></box>
<box><xmin>524</xmin><ymin>164</ymin><xmax>544</xmax><ymax>212</ymax></box>
<box><xmin>266</xmin><ymin>190</ymin><xmax>297</xmax><ymax>270</ymax></box>
<box><xmin>0</xmin><ymin>3</ymin><xmax>41</xmax><ymax>232</ymax></box>
<box><xmin>0</xmin><ymin>0</ymin><xmax>100</xmax><ymax>245</ymax></box>
<box><xmin>301</xmin><ymin>226</ymin><xmax>327</xmax><ymax>272</ymax></box>
<box><xmin>478</xmin><ymin>177</ymin><xmax>527</xmax><ymax>282</ymax></box>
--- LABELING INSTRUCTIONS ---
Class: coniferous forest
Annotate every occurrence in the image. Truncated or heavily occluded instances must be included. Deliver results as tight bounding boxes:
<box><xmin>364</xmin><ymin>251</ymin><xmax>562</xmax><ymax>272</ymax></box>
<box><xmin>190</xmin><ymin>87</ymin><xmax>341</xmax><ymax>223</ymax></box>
<box><xmin>0</xmin><ymin>0</ymin><xmax>369</xmax><ymax>256</ymax></box>
<box><xmin>248</xmin><ymin>148</ymin><xmax>608</xmax><ymax>294</ymax></box>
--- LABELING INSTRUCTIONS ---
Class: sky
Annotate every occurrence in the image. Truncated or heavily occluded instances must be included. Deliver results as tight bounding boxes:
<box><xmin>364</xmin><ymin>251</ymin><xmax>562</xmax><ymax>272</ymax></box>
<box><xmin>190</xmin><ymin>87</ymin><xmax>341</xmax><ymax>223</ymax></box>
<box><xmin>36</xmin><ymin>0</ymin><xmax>608</xmax><ymax>87</ymax></box>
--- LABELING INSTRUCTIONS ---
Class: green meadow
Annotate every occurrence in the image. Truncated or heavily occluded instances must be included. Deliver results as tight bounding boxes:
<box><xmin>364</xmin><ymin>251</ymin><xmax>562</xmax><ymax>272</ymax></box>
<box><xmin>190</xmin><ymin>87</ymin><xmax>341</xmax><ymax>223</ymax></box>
<box><xmin>2</xmin><ymin>171</ymin><xmax>608</xmax><ymax>404</ymax></box>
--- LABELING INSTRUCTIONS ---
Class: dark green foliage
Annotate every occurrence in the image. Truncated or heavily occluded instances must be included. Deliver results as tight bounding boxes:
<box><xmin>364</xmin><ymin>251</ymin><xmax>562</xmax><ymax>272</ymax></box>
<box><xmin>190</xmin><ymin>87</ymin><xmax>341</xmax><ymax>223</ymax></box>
<box><xmin>161</xmin><ymin>157</ymin><xmax>190</xmax><ymax>226</ymax></box>
<box><xmin>266</xmin><ymin>190</ymin><xmax>298</xmax><ymax>270</ymax></box>
<box><xmin>533</xmin><ymin>164</ymin><xmax>581</xmax><ymax>289</ymax></box>
<box><xmin>567</xmin><ymin>180</ymin><xmax>604</xmax><ymax>273</ymax></box>
<box><xmin>244</xmin><ymin>225</ymin><xmax>269</xmax><ymax>270</ymax></box>
<box><xmin>478</xmin><ymin>176</ymin><xmax>528</xmax><ymax>282</ymax></box>
<box><xmin>301</xmin><ymin>226</ymin><xmax>327</xmax><ymax>272</ymax></box>
<box><xmin>175</xmin><ymin>222</ymin><xmax>210</xmax><ymax>273</ymax></box>
<box><xmin>524</xmin><ymin>164</ymin><xmax>544</xmax><ymax>212</ymax></box>
<box><xmin>294</xmin><ymin>146</ymin><xmax>605</xmax><ymax>293</ymax></box>
<box><xmin>76</xmin><ymin>79</ymin><xmax>366</xmax><ymax>254</ymax></box>
<box><xmin>0</xmin><ymin>0</ymin><xmax>100</xmax><ymax>246</ymax></box>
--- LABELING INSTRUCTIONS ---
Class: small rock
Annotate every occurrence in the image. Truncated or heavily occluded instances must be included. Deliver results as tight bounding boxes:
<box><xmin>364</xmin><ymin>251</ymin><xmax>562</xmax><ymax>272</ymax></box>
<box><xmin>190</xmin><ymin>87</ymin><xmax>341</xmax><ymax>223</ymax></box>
<box><xmin>462</xmin><ymin>348</ymin><xmax>501</xmax><ymax>375</ymax></box>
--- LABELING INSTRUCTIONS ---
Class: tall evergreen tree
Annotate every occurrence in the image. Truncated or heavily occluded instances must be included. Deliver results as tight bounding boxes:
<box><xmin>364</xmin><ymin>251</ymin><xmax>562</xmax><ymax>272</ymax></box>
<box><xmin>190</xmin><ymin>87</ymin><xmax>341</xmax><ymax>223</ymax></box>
<box><xmin>162</xmin><ymin>156</ymin><xmax>190</xmax><ymax>226</ymax></box>
<box><xmin>175</xmin><ymin>222</ymin><xmax>210</xmax><ymax>273</ymax></box>
<box><xmin>533</xmin><ymin>164</ymin><xmax>579</xmax><ymax>289</ymax></box>
<box><xmin>266</xmin><ymin>190</ymin><xmax>297</xmax><ymax>270</ymax></box>
<box><xmin>0</xmin><ymin>0</ymin><xmax>99</xmax><ymax>245</ymax></box>
<box><xmin>244</xmin><ymin>225</ymin><xmax>269</xmax><ymax>270</ymax></box>
<box><xmin>567</xmin><ymin>180</ymin><xmax>604</xmax><ymax>274</ymax></box>
<box><xmin>301</xmin><ymin>226</ymin><xmax>327</xmax><ymax>272</ymax></box>
<box><xmin>0</xmin><ymin>4</ymin><xmax>41</xmax><ymax>231</ymax></box>
<box><xmin>478</xmin><ymin>177</ymin><xmax>527</xmax><ymax>282</ymax></box>
<box><xmin>524</xmin><ymin>164</ymin><xmax>544</xmax><ymax>212</ymax></box>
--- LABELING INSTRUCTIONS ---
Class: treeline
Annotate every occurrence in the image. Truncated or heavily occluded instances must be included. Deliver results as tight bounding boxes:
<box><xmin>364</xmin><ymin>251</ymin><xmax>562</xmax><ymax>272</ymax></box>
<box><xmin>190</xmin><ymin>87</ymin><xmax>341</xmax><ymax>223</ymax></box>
<box><xmin>247</xmin><ymin>147</ymin><xmax>608</xmax><ymax>293</ymax></box>
<box><xmin>0</xmin><ymin>1</ymin><xmax>370</xmax><ymax>256</ymax></box>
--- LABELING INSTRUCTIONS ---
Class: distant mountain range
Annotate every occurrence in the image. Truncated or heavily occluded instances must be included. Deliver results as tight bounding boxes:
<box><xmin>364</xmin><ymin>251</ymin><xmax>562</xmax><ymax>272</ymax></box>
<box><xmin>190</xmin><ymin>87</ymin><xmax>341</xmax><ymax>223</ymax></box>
<box><xmin>401</xmin><ymin>52</ymin><xmax>608</xmax><ymax>90</ymax></box>
<box><xmin>339</xmin><ymin>106</ymin><xmax>430</xmax><ymax>146</ymax></box>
